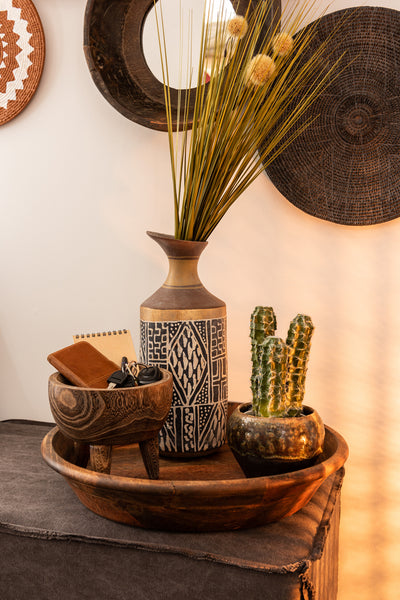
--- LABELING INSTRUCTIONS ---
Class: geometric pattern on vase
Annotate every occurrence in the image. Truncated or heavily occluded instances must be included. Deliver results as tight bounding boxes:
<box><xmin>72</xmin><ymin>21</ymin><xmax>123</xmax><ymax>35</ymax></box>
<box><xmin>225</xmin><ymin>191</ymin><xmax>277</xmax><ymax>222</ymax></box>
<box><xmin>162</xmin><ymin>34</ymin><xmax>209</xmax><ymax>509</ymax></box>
<box><xmin>168</xmin><ymin>321</ymin><xmax>208</xmax><ymax>405</ymax></box>
<box><xmin>140</xmin><ymin>317</ymin><xmax>228</xmax><ymax>454</ymax></box>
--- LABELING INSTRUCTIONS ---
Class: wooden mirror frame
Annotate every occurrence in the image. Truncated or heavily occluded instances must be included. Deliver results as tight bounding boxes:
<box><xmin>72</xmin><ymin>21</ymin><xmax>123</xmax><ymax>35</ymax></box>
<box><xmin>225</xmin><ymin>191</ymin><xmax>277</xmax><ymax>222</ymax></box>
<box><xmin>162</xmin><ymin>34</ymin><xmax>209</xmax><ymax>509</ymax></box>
<box><xmin>84</xmin><ymin>0</ymin><xmax>281</xmax><ymax>131</ymax></box>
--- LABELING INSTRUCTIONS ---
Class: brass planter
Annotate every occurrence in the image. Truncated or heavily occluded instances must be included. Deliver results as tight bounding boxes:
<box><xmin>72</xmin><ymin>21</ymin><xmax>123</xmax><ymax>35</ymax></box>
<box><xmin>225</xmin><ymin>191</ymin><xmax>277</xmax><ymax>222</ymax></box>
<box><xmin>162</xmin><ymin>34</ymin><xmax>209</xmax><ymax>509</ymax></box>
<box><xmin>227</xmin><ymin>402</ymin><xmax>325</xmax><ymax>477</ymax></box>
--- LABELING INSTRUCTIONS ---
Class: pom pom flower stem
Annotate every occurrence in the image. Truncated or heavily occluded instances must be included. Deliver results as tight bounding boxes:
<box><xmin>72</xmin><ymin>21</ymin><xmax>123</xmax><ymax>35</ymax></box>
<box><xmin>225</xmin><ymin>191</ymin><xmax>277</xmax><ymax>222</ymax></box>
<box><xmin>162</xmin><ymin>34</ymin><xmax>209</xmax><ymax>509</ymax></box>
<box><xmin>154</xmin><ymin>0</ymin><xmax>348</xmax><ymax>241</ymax></box>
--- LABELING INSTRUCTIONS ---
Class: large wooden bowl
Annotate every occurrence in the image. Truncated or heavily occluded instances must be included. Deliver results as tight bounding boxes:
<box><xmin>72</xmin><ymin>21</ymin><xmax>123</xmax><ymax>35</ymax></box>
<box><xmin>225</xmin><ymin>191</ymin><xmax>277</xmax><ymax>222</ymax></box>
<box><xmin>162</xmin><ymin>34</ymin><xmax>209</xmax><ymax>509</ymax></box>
<box><xmin>41</xmin><ymin>421</ymin><xmax>348</xmax><ymax>532</ymax></box>
<box><xmin>48</xmin><ymin>370</ymin><xmax>173</xmax><ymax>446</ymax></box>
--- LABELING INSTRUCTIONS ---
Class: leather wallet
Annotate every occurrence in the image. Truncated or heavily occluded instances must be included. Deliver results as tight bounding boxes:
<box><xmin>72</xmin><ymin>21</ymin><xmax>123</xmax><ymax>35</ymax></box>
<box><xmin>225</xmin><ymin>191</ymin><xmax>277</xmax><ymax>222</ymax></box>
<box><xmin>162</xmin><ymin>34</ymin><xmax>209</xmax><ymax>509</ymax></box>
<box><xmin>47</xmin><ymin>341</ymin><xmax>119</xmax><ymax>388</ymax></box>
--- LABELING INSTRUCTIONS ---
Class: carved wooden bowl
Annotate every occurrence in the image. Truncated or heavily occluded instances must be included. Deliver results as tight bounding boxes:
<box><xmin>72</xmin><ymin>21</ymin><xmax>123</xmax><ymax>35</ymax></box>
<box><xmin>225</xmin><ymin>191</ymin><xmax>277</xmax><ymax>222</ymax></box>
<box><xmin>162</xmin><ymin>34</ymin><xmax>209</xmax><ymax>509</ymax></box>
<box><xmin>41</xmin><ymin>421</ymin><xmax>349</xmax><ymax>532</ymax></box>
<box><xmin>48</xmin><ymin>370</ymin><xmax>173</xmax><ymax>478</ymax></box>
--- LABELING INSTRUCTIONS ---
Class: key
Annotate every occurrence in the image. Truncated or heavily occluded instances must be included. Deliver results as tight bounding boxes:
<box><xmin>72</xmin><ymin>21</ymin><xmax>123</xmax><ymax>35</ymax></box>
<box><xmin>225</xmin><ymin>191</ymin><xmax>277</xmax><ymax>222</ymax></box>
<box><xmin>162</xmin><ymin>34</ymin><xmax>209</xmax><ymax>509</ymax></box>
<box><xmin>120</xmin><ymin>374</ymin><xmax>136</xmax><ymax>388</ymax></box>
<box><xmin>107</xmin><ymin>370</ymin><xmax>129</xmax><ymax>389</ymax></box>
<box><xmin>137</xmin><ymin>365</ymin><xmax>162</xmax><ymax>386</ymax></box>
<box><xmin>120</xmin><ymin>357</ymin><xmax>137</xmax><ymax>388</ymax></box>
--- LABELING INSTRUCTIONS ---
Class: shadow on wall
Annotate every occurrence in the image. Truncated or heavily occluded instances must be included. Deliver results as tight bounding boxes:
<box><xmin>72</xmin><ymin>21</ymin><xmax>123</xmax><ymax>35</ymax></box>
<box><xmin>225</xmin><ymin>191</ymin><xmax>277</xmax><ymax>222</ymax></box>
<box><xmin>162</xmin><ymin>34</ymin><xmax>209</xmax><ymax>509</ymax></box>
<box><xmin>0</xmin><ymin>332</ymin><xmax>27</xmax><ymax>417</ymax></box>
<box><xmin>331</xmin><ymin>230</ymin><xmax>400</xmax><ymax>600</ymax></box>
<box><xmin>210</xmin><ymin>174</ymin><xmax>400</xmax><ymax>599</ymax></box>
<box><xmin>274</xmin><ymin>208</ymin><xmax>400</xmax><ymax>599</ymax></box>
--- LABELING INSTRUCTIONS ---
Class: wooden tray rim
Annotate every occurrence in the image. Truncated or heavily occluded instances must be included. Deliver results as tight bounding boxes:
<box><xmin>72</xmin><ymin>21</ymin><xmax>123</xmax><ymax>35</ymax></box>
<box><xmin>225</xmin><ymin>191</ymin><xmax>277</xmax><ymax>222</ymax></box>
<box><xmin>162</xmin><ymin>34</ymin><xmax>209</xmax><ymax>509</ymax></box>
<box><xmin>41</xmin><ymin>425</ymin><xmax>349</xmax><ymax>496</ymax></box>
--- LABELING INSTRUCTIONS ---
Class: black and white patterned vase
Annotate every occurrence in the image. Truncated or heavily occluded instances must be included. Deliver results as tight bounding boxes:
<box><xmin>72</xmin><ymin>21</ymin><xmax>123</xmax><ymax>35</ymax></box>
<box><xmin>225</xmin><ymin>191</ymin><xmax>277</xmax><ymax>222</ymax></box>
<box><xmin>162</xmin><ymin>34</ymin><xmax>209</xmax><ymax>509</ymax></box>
<box><xmin>140</xmin><ymin>232</ymin><xmax>228</xmax><ymax>457</ymax></box>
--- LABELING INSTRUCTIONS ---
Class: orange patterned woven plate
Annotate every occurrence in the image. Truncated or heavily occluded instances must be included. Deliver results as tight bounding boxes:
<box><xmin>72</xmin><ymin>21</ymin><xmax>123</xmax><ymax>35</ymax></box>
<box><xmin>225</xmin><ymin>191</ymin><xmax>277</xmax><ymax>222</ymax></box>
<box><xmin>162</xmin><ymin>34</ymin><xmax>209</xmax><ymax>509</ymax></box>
<box><xmin>0</xmin><ymin>0</ymin><xmax>45</xmax><ymax>125</ymax></box>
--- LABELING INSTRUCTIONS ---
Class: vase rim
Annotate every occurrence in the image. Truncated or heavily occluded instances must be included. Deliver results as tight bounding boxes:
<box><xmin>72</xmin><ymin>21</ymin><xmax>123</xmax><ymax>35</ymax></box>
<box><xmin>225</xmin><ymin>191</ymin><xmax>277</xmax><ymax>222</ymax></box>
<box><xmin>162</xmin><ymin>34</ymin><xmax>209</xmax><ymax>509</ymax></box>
<box><xmin>147</xmin><ymin>231</ymin><xmax>208</xmax><ymax>248</ymax></box>
<box><xmin>146</xmin><ymin>231</ymin><xmax>208</xmax><ymax>259</ymax></box>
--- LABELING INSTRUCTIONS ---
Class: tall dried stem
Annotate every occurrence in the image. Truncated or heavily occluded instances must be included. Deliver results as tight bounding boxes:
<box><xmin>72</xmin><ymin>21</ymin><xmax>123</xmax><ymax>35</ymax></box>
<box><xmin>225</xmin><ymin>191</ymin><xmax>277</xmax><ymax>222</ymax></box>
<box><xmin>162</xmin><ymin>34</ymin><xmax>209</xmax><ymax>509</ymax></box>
<box><xmin>154</xmin><ymin>0</ymin><xmax>348</xmax><ymax>240</ymax></box>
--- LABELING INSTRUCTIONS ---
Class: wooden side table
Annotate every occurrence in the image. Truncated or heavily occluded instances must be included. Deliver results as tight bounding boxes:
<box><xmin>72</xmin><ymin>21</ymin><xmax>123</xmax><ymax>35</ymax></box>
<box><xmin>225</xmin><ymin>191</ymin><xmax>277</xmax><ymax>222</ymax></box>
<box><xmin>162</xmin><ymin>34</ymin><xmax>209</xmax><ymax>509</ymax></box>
<box><xmin>0</xmin><ymin>421</ymin><xmax>344</xmax><ymax>599</ymax></box>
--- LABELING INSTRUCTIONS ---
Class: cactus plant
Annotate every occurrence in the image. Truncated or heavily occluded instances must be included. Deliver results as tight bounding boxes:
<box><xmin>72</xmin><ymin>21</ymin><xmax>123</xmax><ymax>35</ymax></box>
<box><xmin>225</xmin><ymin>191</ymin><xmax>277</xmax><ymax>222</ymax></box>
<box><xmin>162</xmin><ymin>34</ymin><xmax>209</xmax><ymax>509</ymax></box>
<box><xmin>286</xmin><ymin>314</ymin><xmax>314</xmax><ymax>416</ymax></box>
<box><xmin>227</xmin><ymin>309</ymin><xmax>321</xmax><ymax>477</ymax></box>
<box><xmin>250</xmin><ymin>306</ymin><xmax>277</xmax><ymax>344</ymax></box>
<box><xmin>250</xmin><ymin>307</ymin><xmax>276</xmax><ymax>415</ymax></box>
<box><xmin>257</xmin><ymin>337</ymin><xmax>288</xmax><ymax>417</ymax></box>
<box><xmin>250</xmin><ymin>308</ymin><xmax>314</xmax><ymax>418</ymax></box>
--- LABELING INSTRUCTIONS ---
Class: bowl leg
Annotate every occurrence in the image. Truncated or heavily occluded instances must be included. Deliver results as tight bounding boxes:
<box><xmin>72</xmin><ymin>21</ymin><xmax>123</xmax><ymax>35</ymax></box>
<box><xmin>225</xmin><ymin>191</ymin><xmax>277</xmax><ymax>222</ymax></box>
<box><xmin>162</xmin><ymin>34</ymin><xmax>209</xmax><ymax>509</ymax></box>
<box><xmin>89</xmin><ymin>444</ymin><xmax>112</xmax><ymax>473</ymax></box>
<box><xmin>139</xmin><ymin>437</ymin><xmax>160</xmax><ymax>479</ymax></box>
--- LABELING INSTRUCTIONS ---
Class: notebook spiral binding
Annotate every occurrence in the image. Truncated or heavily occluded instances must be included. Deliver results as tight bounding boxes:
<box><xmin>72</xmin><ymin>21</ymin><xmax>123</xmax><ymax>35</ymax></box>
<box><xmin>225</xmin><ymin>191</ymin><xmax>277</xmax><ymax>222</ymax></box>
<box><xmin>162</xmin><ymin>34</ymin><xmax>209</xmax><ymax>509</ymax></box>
<box><xmin>73</xmin><ymin>330</ymin><xmax>136</xmax><ymax>363</ymax></box>
<box><xmin>75</xmin><ymin>330</ymin><xmax>129</xmax><ymax>338</ymax></box>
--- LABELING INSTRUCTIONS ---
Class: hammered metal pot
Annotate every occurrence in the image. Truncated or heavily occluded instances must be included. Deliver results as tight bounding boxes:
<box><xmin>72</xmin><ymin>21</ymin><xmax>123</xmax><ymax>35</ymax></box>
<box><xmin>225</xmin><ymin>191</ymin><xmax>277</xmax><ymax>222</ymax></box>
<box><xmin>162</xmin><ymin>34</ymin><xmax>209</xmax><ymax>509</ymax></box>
<box><xmin>227</xmin><ymin>402</ymin><xmax>325</xmax><ymax>477</ymax></box>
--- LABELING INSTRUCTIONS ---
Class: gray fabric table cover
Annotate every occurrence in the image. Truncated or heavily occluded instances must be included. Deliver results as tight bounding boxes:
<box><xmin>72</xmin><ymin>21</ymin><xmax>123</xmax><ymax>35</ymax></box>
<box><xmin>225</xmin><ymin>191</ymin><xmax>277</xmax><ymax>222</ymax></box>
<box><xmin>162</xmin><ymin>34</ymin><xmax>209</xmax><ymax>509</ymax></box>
<box><xmin>0</xmin><ymin>421</ymin><xmax>344</xmax><ymax>600</ymax></box>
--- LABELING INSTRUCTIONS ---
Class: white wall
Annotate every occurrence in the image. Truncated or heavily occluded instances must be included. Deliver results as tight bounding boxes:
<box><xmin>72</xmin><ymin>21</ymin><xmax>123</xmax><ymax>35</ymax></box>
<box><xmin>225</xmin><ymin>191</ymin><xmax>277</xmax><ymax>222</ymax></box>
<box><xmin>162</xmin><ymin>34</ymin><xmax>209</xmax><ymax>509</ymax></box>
<box><xmin>1</xmin><ymin>1</ymin><xmax>399</xmax><ymax>598</ymax></box>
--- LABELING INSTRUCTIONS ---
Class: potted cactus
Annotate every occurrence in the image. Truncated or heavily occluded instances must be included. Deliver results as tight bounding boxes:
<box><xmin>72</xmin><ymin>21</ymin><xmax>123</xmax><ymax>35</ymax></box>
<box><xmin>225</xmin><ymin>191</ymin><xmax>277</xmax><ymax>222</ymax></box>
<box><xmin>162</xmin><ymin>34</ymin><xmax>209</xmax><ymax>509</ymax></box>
<box><xmin>227</xmin><ymin>307</ymin><xmax>325</xmax><ymax>477</ymax></box>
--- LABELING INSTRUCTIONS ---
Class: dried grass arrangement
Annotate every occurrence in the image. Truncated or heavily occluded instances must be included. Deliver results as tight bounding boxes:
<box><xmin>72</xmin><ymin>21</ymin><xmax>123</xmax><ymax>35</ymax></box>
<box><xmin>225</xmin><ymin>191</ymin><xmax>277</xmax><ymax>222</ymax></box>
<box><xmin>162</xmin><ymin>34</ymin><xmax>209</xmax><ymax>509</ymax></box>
<box><xmin>154</xmin><ymin>0</ymin><xmax>346</xmax><ymax>241</ymax></box>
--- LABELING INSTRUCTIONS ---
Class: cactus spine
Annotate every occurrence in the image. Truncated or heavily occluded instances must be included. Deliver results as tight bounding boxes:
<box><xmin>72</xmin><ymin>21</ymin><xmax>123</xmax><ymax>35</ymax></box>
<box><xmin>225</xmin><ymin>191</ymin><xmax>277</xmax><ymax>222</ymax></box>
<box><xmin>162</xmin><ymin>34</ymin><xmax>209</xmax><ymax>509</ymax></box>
<box><xmin>250</xmin><ymin>308</ymin><xmax>314</xmax><ymax>418</ymax></box>
<box><xmin>285</xmin><ymin>314</ymin><xmax>314</xmax><ymax>416</ymax></box>
<box><xmin>250</xmin><ymin>307</ymin><xmax>276</xmax><ymax>415</ymax></box>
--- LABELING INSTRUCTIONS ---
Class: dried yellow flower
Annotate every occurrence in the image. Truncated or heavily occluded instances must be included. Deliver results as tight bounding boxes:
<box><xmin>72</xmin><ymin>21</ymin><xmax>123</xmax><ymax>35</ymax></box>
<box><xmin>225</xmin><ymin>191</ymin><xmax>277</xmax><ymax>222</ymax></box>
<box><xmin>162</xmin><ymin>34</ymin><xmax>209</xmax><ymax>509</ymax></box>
<box><xmin>226</xmin><ymin>15</ymin><xmax>248</xmax><ymax>39</ymax></box>
<box><xmin>272</xmin><ymin>32</ymin><xmax>294</xmax><ymax>56</ymax></box>
<box><xmin>246</xmin><ymin>54</ymin><xmax>276</xmax><ymax>86</ymax></box>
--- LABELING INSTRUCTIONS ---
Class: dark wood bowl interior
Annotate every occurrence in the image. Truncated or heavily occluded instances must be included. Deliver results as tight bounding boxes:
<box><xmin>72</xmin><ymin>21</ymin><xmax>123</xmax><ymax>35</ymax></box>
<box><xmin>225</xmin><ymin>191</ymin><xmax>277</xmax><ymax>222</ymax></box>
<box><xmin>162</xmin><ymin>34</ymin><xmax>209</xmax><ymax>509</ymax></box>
<box><xmin>41</xmin><ymin>417</ymin><xmax>348</xmax><ymax>532</ymax></box>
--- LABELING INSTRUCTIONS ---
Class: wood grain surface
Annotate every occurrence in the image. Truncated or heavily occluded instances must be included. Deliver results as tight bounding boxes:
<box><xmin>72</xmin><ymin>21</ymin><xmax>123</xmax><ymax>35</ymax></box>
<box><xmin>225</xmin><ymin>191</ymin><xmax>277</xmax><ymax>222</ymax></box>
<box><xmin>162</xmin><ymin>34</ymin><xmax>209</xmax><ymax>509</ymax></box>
<box><xmin>41</xmin><ymin>421</ymin><xmax>348</xmax><ymax>532</ymax></box>
<box><xmin>48</xmin><ymin>370</ymin><xmax>173</xmax><ymax>446</ymax></box>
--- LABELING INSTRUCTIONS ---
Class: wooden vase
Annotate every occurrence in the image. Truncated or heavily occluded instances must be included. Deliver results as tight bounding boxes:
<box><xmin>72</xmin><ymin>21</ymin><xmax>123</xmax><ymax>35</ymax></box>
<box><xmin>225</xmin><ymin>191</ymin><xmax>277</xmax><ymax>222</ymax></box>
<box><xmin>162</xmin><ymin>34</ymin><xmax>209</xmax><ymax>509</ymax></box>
<box><xmin>140</xmin><ymin>232</ymin><xmax>228</xmax><ymax>457</ymax></box>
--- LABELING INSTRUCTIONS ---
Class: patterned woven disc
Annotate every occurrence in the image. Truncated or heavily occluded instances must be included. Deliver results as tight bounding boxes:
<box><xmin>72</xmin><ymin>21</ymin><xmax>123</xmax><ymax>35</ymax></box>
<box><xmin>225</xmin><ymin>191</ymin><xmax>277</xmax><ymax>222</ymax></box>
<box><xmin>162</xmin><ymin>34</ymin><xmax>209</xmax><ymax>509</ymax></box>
<box><xmin>263</xmin><ymin>7</ymin><xmax>400</xmax><ymax>226</ymax></box>
<box><xmin>0</xmin><ymin>0</ymin><xmax>45</xmax><ymax>125</ymax></box>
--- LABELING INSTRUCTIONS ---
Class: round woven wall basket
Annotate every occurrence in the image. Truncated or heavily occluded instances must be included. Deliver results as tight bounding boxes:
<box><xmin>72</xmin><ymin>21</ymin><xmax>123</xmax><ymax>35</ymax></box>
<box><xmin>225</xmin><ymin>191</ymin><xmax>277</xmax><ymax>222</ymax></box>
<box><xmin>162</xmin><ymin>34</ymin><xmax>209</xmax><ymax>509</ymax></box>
<box><xmin>0</xmin><ymin>0</ymin><xmax>45</xmax><ymax>126</ymax></box>
<box><xmin>263</xmin><ymin>7</ymin><xmax>400</xmax><ymax>226</ymax></box>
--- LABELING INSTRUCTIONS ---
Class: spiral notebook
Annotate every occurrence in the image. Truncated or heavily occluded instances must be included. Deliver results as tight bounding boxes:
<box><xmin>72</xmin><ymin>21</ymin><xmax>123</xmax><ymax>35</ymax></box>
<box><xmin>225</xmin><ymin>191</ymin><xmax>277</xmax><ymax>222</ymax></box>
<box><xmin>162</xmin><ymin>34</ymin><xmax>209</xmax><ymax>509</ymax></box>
<box><xmin>73</xmin><ymin>329</ymin><xmax>137</xmax><ymax>366</ymax></box>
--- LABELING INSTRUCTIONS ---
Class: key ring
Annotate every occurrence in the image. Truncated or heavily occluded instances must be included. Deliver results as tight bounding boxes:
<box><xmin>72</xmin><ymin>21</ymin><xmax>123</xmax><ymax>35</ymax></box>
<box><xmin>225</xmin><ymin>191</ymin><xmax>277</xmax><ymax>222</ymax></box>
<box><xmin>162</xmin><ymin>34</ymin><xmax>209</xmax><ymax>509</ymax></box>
<box><xmin>126</xmin><ymin>360</ymin><xmax>163</xmax><ymax>386</ymax></box>
<box><xmin>125</xmin><ymin>361</ymin><xmax>148</xmax><ymax>378</ymax></box>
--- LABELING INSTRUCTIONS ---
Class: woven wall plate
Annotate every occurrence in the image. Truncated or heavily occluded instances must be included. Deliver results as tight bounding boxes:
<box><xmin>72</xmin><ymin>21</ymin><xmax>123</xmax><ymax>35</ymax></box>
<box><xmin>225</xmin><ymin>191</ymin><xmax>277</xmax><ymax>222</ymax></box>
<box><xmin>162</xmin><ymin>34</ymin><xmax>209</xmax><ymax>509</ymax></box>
<box><xmin>0</xmin><ymin>0</ymin><xmax>45</xmax><ymax>126</ymax></box>
<box><xmin>263</xmin><ymin>7</ymin><xmax>400</xmax><ymax>226</ymax></box>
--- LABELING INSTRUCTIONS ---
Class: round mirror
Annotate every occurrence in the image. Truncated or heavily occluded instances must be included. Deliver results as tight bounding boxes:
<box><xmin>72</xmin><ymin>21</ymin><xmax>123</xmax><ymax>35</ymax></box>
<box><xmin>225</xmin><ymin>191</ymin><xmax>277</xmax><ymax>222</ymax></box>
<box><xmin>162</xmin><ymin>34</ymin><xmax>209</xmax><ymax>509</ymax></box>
<box><xmin>142</xmin><ymin>0</ymin><xmax>236</xmax><ymax>90</ymax></box>
<box><xmin>84</xmin><ymin>0</ymin><xmax>281</xmax><ymax>131</ymax></box>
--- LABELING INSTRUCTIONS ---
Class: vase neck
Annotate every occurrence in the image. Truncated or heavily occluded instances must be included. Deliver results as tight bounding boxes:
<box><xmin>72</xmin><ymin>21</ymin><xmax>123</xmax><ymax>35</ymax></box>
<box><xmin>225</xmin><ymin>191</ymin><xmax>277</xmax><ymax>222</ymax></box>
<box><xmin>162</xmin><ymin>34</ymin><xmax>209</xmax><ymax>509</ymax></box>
<box><xmin>147</xmin><ymin>231</ymin><xmax>207</xmax><ymax>290</ymax></box>
<box><xmin>142</xmin><ymin>232</ymin><xmax>225</xmax><ymax>312</ymax></box>
<box><xmin>164</xmin><ymin>257</ymin><xmax>202</xmax><ymax>289</ymax></box>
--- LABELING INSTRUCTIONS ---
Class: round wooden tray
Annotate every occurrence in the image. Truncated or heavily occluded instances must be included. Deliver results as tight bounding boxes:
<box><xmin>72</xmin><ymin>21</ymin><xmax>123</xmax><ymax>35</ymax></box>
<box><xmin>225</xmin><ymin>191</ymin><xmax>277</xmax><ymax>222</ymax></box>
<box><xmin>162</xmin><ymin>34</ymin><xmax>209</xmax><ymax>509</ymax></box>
<box><xmin>41</xmin><ymin>422</ymin><xmax>348</xmax><ymax>532</ymax></box>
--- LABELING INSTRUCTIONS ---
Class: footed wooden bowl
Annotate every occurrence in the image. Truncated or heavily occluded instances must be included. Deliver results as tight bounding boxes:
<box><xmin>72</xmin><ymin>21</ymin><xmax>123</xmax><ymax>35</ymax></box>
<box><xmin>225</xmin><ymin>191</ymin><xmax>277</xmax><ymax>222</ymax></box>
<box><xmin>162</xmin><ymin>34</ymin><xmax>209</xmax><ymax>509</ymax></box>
<box><xmin>48</xmin><ymin>370</ymin><xmax>173</xmax><ymax>478</ymax></box>
<box><xmin>48</xmin><ymin>370</ymin><xmax>173</xmax><ymax>445</ymax></box>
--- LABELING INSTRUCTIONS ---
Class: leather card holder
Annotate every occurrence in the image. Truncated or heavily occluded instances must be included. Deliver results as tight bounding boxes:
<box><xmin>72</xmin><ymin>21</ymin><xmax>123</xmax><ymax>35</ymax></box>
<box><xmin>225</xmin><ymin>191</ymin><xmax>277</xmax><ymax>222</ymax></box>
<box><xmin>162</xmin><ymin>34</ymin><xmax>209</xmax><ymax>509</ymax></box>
<box><xmin>47</xmin><ymin>341</ymin><xmax>119</xmax><ymax>388</ymax></box>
